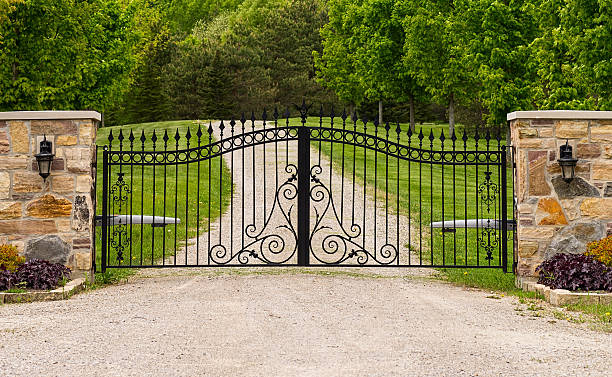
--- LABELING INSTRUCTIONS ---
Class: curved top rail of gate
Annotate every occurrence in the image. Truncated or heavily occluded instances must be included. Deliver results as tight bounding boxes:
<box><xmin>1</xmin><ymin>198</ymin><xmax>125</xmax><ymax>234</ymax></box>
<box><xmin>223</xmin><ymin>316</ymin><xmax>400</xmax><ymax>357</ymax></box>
<box><xmin>102</xmin><ymin>112</ymin><xmax>506</xmax><ymax>166</ymax></box>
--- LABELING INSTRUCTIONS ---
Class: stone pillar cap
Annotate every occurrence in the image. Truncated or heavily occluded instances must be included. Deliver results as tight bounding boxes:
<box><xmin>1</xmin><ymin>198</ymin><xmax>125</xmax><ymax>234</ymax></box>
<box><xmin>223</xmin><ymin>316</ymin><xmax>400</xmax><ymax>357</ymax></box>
<box><xmin>507</xmin><ymin>110</ymin><xmax>612</xmax><ymax>121</ymax></box>
<box><xmin>0</xmin><ymin>111</ymin><xmax>101</xmax><ymax>122</ymax></box>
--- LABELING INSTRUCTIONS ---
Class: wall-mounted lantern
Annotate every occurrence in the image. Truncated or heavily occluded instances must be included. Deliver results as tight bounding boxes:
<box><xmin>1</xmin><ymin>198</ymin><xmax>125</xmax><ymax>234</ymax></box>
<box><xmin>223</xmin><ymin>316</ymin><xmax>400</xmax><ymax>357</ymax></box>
<box><xmin>35</xmin><ymin>135</ymin><xmax>54</xmax><ymax>181</ymax></box>
<box><xmin>557</xmin><ymin>140</ymin><xmax>577</xmax><ymax>183</ymax></box>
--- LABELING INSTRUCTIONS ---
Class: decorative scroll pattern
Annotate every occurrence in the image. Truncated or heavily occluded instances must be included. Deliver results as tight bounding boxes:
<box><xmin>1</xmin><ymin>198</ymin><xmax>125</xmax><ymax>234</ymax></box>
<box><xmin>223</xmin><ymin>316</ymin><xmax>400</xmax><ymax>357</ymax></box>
<box><xmin>106</xmin><ymin>126</ymin><xmax>503</xmax><ymax>167</ymax></box>
<box><xmin>110</xmin><ymin>173</ymin><xmax>130</xmax><ymax>262</ymax></box>
<box><xmin>209</xmin><ymin>164</ymin><xmax>298</xmax><ymax>265</ymax></box>
<box><xmin>478</xmin><ymin>171</ymin><xmax>500</xmax><ymax>261</ymax></box>
<box><xmin>309</xmin><ymin>165</ymin><xmax>398</xmax><ymax>265</ymax></box>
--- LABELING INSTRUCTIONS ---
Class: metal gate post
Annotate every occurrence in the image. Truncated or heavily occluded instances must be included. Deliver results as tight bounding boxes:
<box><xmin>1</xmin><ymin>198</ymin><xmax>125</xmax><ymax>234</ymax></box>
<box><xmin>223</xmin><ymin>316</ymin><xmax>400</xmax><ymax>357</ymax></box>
<box><xmin>101</xmin><ymin>147</ymin><xmax>108</xmax><ymax>273</ymax></box>
<box><xmin>501</xmin><ymin>146</ymin><xmax>508</xmax><ymax>272</ymax></box>
<box><xmin>297</xmin><ymin>126</ymin><xmax>310</xmax><ymax>266</ymax></box>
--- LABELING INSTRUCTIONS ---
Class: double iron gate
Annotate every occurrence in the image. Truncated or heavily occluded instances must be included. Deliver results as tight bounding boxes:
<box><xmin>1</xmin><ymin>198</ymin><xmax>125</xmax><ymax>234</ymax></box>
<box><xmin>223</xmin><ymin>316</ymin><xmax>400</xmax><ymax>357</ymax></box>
<box><xmin>100</xmin><ymin>106</ymin><xmax>510</xmax><ymax>272</ymax></box>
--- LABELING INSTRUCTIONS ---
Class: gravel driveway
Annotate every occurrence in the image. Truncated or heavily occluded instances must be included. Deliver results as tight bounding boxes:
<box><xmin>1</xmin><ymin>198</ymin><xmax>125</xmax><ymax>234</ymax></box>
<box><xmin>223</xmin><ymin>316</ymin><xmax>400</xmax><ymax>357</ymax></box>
<box><xmin>1</xmin><ymin>269</ymin><xmax>610</xmax><ymax>376</ymax></box>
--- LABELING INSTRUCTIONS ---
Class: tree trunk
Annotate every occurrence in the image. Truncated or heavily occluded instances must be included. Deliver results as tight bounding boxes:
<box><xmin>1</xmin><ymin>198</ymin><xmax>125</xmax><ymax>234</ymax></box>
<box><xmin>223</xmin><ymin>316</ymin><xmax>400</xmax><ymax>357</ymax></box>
<box><xmin>448</xmin><ymin>93</ymin><xmax>455</xmax><ymax>135</ymax></box>
<box><xmin>409</xmin><ymin>95</ymin><xmax>415</xmax><ymax>132</ymax></box>
<box><xmin>378</xmin><ymin>100</ymin><xmax>383</xmax><ymax>125</ymax></box>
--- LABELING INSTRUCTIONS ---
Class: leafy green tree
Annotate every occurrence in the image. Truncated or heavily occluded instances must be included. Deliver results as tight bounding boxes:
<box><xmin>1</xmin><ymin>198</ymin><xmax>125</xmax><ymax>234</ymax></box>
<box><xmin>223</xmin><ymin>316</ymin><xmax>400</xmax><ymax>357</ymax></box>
<box><xmin>0</xmin><ymin>0</ymin><xmax>137</xmax><ymax>112</ymax></box>
<box><xmin>530</xmin><ymin>0</ymin><xmax>612</xmax><ymax>110</ymax></box>
<box><xmin>400</xmin><ymin>0</ymin><xmax>476</xmax><ymax>134</ymax></box>
<box><xmin>455</xmin><ymin>0</ymin><xmax>538</xmax><ymax>126</ymax></box>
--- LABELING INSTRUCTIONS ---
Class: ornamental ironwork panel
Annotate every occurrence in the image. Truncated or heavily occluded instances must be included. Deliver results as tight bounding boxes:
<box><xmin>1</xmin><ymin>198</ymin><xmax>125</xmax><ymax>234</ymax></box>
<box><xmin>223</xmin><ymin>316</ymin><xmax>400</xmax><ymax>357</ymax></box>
<box><xmin>99</xmin><ymin>103</ymin><xmax>511</xmax><ymax>272</ymax></box>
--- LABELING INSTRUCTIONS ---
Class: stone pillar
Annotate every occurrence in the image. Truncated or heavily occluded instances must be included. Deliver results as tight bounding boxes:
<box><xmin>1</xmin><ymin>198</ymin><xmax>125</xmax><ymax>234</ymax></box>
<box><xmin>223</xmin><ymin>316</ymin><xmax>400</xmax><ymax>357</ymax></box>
<box><xmin>509</xmin><ymin>111</ymin><xmax>612</xmax><ymax>280</ymax></box>
<box><xmin>0</xmin><ymin>111</ymin><xmax>99</xmax><ymax>279</ymax></box>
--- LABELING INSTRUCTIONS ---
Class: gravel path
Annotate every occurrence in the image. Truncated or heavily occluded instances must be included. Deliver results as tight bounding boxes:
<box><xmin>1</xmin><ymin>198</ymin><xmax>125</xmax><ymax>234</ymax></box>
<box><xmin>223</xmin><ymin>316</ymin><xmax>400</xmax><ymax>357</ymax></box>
<box><xmin>1</xmin><ymin>269</ymin><xmax>610</xmax><ymax>376</ymax></box>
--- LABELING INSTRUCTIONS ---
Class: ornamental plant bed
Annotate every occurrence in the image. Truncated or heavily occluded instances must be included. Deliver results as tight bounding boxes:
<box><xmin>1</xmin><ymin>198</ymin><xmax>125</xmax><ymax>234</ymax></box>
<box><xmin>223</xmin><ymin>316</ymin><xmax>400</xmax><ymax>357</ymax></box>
<box><xmin>0</xmin><ymin>257</ymin><xmax>83</xmax><ymax>304</ymax></box>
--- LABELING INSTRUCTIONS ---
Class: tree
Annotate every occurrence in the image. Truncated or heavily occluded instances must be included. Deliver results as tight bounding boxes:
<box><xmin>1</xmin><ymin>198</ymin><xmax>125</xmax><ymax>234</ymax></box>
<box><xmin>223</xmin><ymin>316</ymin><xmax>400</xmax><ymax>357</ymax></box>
<box><xmin>400</xmin><ymin>0</ymin><xmax>476</xmax><ymax>134</ymax></box>
<box><xmin>0</xmin><ymin>0</ymin><xmax>137</xmax><ymax>112</ymax></box>
<box><xmin>455</xmin><ymin>0</ymin><xmax>539</xmax><ymax>127</ymax></box>
<box><xmin>530</xmin><ymin>0</ymin><xmax>612</xmax><ymax>110</ymax></box>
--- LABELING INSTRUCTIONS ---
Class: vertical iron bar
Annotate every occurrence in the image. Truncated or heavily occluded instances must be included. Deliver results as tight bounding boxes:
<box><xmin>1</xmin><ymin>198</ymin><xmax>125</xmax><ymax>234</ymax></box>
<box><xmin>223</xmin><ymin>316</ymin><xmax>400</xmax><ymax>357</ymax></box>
<box><xmin>185</xmin><ymin>128</ymin><xmax>191</xmax><ymax>264</ymax></box>
<box><xmin>297</xmin><ymin>126</ymin><xmax>311</xmax><ymax>266</ymax></box>
<box><xmin>101</xmin><ymin>148</ymin><xmax>108</xmax><ymax>273</ymax></box>
<box><xmin>441</xmin><ymin>131</ymin><xmax>445</xmax><ymax>266</ymax></box>
<box><xmin>163</xmin><ymin>131</ymin><xmax>168</xmax><ymax>265</ymax></box>
<box><xmin>501</xmin><ymin>146</ymin><xmax>508</xmax><ymax>272</ymax></box>
<box><xmin>362</xmin><ymin>120</ymin><xmax>367</xmax><ymax>254</ymax></box>
<box><xmin>151</xmin><ymin>131</ymin><xmax>157</xmax><ymax>266</ymax></box>
<box><xmin>129</xmin><ymin>133</ymin><xmax>134</xmax><ymax>267</ymax></box>
<box><xmin>140</xmin><ymin>131</ymin><xmax>145</xmax><ymax>265</ymax></box>
<box><xmin>196</xmin><ymin>125</ymin><xmax>202</xmax><ymax>265</ymax></box>
<box><xmin>173</xmin><ymin>130</ymin><xmax>179</xmax><ymax>264</ymax></box>
<box><xmin>262</xmin><ymin>112</ymin><xmax>267</xmax><ymax>223</ymax></box>
<box><xmin>208</xmin><ymin>123</ymin><xmax>213</xmax><ymax>265</ymax></box>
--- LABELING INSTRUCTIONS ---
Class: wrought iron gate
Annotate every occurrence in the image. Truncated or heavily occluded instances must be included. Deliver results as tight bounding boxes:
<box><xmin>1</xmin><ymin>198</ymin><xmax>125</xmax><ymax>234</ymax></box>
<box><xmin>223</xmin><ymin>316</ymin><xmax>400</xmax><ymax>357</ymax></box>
<box><xmin>100</xmin><ymin>106</ymin><xmax>510</xmax><ymax>272</ymax></box>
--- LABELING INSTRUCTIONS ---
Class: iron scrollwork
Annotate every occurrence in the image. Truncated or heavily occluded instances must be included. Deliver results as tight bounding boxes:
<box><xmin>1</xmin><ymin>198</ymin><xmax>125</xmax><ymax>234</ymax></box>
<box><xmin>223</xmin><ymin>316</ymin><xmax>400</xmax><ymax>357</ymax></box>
<box><xmin>308</xmin><ymin>165</ymin><xmax>397</xmax><ymax>265</ymax></box>
<box><xmin>477</xmin><ymin>171</ymin><xmax>499</xmax><ymax>261</ymax></box>
<box><xmin>110</xmin><ymin>172</ymin><xmax>131</xmax><ymax>262</ymax></box>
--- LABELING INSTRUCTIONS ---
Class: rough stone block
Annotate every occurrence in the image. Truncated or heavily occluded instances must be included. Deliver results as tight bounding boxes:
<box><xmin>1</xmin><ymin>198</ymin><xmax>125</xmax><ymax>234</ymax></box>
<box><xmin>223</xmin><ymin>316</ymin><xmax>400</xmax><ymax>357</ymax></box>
<box><xmin>0</xmin><ymin>156</ymin><xmax>29</xmax><ymax>170</ymax></box>
<box><xmin>591</xmin><ymin>123</ymin><xmax>612</xmax><ymax>143</ymax></box>
<box><xmin>75</xmin><ymin>252</ymin><xmax>91</xmax><ymax>270</ymax></box>
<box><xmin>0</xmin><ymin>202</ymin><xmax>21</xmax><ymax>219</ymax></box>
<box><xmin>0</xmin><ymin>129</ymin><xmax>9</xmax><ymax>153</ymax></box>
<box><xmin>531</xmin><ymin>119</ymin><xmax>554</xmax><ymax>127</ymax></box>
<box><xmin>0</xmin><ymin>171</ymin><xmax>9</xmax><ymax>199</ymax></box>
<box><xmin>24</xmin><ymin>235</ymin><xmax>70</xmax><ymax>264</ymax></box>
<box><xmin>580</xmin><ymin>198</ymin><xmax>612</xmax><ymax>219</ymax></box>
<box><xmin>519</xmin><ymin>128</ymin><xmax>537</xmax><ymax>138</ymax></box>
<box><xmin>576</xmin><ymin>143</ymin><xmax>601</xmax><ymax>159</ymax></box>
<box><xmin>30</xmin><ymin>120</ymin><xmax>77</xmax><ymax>135</ymax></box>
<box><xmin>559</xmin><ymin>199</ymin><xmax>582</xmax><ymax>220</ymax></box>
<box><xmin>536</xmin><ymin>197</ymin><xmax>567</xmax><ymax>225</ymax></box>
<box><xmin>604</xmin><ymin>145</ymin><xmax>612</xmax><ymax>159</ymax></box>
<box><xmin>55</xmin><ymin>135</ymin><xmax>77</xmax><ymax>146</ymax></box>
<box><xmin>9</xmin><ymin>121</ymin><xmax>29</xmax><ymax>153</ymax></box>
<box><xmin>555</xmin><ymin>120</ymin><xmax>588</xmax><ymax>139</ymax></box>
<box><xmin>0</xmin><ymin>220</ymin><xmax>57</xmax><ymax>235</ymax></box>
<box><xmin>519</xmin><ymin>226</ymin><xmax>555</xmax><ymax>240</ymax></box>
<box><xmin>12</xmin><ymin>172</ymin><xmax>43</xmax><ymax>195</ymax></box>
<box><xmin>550</xmin><ymin>290</ymin><xmax>600</xmax><ymax>306</ymax></box>
<box><xmin>593</xmin><ymin>162</ymin><xmax>612</xmax><ymax>180</ymax></box>
<box><xmin>516</xmin><ymin>138</ymin><xmax>556</xmax><ymax>149</ymax></box>
<box><xmin>56</xmin><ymin>219</ymin><xmax>71</xmax><ymax>233</ymax></box>
<box><xmin>79</xmin><ymin>124</ymin><xmax>94</xmax><ymax>145</ymax></box>
<box><xmin>528</xmin><ymin>151</ymin><xmax>550</xmax><ymax>196</ymax></box>
<box><xmin>72</xmin><ymin>237</ymin><xmax>90</xmax><ymax>249</ymax></box>
<box><xmin>605</xmin><ymin>183</ymin><xmax>612</xmax><ymax>197</ymax></box>
<box><xmin>26</xmin><ymin>194</ymin><xmax>72</xmax><ymax>218</ymax></box>
<box><xmin>52</xmin><ymin>175</ymin><xmax>75</xmax><ymax>193</ymax></box>
<box><xmin>538</xmin><ymin>128</ymin><xmax>553</xmax><ymax>137</ymax></box>
<box><xmin>72</xmin><ymin>195</ymin><xmax>90</xmax><ymax>231</ymax></box>
<box><xmin>552</xmin><ymin>176</ymin><xmax>600</xmax><ymax>199</ymax></box>
<box><xmin>76</xmin><ymin>175</ymin><xmax>91</xmax><ymax>192</ymax></box>
<box><xmin>518</xmin><ymin>240</ymin><xmax>538</xmax><ymax>257</ymax></box>
<box><xmin>518</xmin><ymin>203</ymin><xmax>535</xmax><ymax>214</ymax></box>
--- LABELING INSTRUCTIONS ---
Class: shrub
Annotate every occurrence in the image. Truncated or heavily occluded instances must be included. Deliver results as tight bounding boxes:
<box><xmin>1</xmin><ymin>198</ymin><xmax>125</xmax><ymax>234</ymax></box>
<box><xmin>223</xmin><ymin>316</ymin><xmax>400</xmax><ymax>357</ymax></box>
<box><xmin>0</xmin><ymin>244</ymin><xmax>25</xmax><ymax>272</ymax></box>
<box><xmin>0</xmin><ymin>269</ymin><xmax>16</xmax><ymax>291</ymax></box>
<box><xmin>586</xmin><ymin>235</ymin><xmax>612</xmax><ymax>267</ymax></box>
<box><xmin>537</xmin><ymin>253</ymin><xmax>612</xmax><ymax>292</ymax></box>
<box><xmin>14</xmin><ymin>259</ymin><xmax>71</xmax><ymax>290</ymax></box>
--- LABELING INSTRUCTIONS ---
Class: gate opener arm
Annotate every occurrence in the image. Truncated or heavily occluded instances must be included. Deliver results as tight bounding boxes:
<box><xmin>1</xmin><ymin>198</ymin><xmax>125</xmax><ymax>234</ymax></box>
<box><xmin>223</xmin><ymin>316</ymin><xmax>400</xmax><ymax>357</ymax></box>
<box><xmin>95</xmin><ymin>215</ymin><xmax>181</xmax><ymax>228</ymax></box>
<box><xmin>429</xmin><ymin>219</ymin><xmax>515</xmax><ymax>231</ymax></box>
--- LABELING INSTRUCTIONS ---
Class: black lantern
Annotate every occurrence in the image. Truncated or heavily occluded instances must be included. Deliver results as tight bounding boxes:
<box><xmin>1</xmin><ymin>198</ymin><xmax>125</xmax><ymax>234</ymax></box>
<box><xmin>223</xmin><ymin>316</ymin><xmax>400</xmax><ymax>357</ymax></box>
<box><xmin>35</xmin><ymin>135</ymin><xmax>54</xmax><ymax>181</ymax></box>
<box><xmin>557</xmin><ymin>140</ymin><xmax>577</xmax><ymax>183</ymax></box>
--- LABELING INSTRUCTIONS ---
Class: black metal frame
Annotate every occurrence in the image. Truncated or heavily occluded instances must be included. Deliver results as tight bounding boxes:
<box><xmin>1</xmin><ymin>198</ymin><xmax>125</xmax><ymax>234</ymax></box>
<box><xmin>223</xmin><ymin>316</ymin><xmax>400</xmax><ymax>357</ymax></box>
<box><xmin>100</xmin><ymin>106</ymin><xmax>511</xmax><ymax>272</ymax></box>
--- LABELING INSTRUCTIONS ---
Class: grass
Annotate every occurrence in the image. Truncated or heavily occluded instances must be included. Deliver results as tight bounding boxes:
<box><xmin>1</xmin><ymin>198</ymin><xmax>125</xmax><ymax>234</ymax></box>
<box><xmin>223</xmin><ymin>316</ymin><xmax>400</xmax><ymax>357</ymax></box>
<box><xmin>94</xmin><ymin>120</ymin><xmax>232</xmax><ymax>285</ymax></box>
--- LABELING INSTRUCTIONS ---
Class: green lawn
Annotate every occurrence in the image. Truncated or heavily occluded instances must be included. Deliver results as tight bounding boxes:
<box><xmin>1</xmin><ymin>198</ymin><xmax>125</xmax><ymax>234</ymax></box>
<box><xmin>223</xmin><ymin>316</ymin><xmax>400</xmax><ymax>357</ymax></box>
<box><xmin>94</xmin><ymin>120</ymin><xmax>231</xmax><ymax>283</ymax></box>
<box><xmin>295</xmin><ymin>117</ymin><xmax>518</xmax><ymax>292</ymax></box>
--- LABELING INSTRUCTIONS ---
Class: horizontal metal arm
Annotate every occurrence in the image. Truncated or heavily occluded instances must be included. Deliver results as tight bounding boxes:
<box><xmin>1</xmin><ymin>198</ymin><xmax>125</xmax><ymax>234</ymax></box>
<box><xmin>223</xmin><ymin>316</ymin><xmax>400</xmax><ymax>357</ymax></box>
<box><xmin>429</xmin><ymin>219</ymin><xmax>515</xmax><ymax>231</ymax></box>
<box><xmin>95</xmin><ymin>215</ymin><xmax>181</xmax><ymax>227</ymax></box>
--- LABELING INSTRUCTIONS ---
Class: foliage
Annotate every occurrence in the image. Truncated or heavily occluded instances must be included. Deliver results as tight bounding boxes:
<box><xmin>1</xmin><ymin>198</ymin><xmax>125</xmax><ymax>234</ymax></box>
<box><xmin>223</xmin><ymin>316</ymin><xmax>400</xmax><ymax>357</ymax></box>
<box><xmin>586</xmin><ymin>235</ymin><xmax>612</xmax><ymax>267</ymax></box>
<box><xmin>163</xmin><ymin>0</ymin><xmax>336</xmax><ymax>119</ymax></box>
<box><xmin>537</xmin><ymin>253</ymin><xmax>612</xmax><ymax>292</ymax></box>
<box><xmin>529</xmin><ymin>0</ymin><xmax>612</xmax><ymax>110</ymax></box>
<box><xmin>0</xmin><ymin>269</ymin><xmax>16</xmax><ymax>291</ymax></box>
<box><xmin>0</xmin><ymin>244</ymin><xmax>25</xmax><ymax>272</ymax></box>
<box><xmin>0</xmin><ymin>0</ymin><xmax>138</xmax><ymax>112</ymax></box>
<box><xmin>14</xmin><ymin>259</ymin><xmax>71</xmax><ymax>290</ymax></box>
<box><xmin>164</xmin><ymin>0</ymin><xmax>245</xmax><ymax>34</ymax></box>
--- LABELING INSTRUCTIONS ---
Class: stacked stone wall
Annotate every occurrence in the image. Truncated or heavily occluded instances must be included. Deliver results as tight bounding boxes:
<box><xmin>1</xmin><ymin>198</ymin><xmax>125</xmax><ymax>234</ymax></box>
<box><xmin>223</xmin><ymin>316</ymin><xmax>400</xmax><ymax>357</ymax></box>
<box><xmin>509</xmin><ymin>111</ymin><xmax>612</xmax><ymax>278</ymax></box>
<box><xmin>0</xmin><ymin>112</ymin><xmax>99</xmax><ymax>278</ymax></box>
